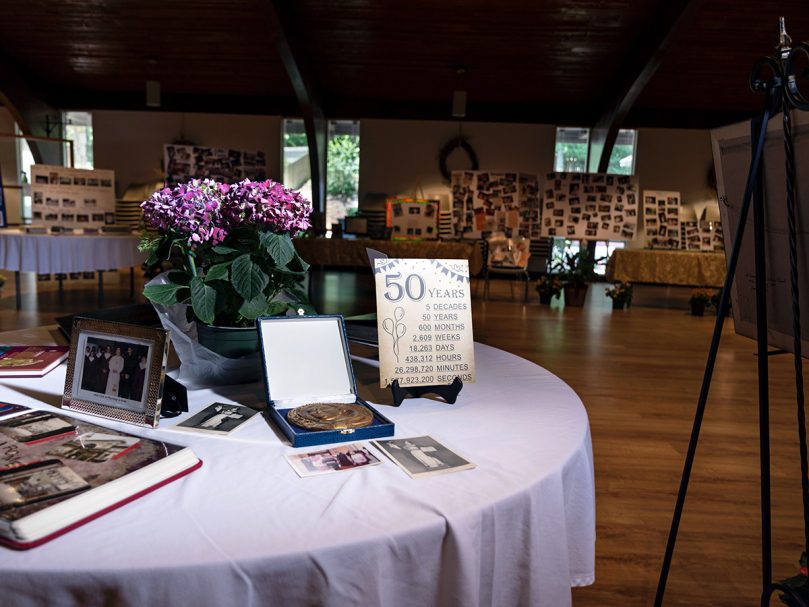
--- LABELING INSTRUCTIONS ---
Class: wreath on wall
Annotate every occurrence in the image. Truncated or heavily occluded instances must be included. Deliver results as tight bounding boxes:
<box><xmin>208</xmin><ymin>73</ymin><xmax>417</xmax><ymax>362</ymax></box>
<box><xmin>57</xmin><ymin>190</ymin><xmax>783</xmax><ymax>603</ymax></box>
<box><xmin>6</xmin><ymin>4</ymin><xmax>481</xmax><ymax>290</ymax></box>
<box><xmin>439</xmin><ymin>136</ymin><xmax>479</xmax><ymax>181</ymax></box>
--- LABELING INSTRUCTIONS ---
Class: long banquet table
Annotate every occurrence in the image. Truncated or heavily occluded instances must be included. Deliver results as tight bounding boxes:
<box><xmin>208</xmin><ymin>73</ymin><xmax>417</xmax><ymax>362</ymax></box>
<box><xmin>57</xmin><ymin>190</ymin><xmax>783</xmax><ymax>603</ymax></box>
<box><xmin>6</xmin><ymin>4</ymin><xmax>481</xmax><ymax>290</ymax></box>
<box><xmin>606</xmin><ymin>247</ymin><xmax>726</xmax><ymax>287</ymax></box>
<box><xmin>294</xmin><ymin>238</ymin><xmax>485</xmax><ymax>276</ymax></box>
<box><xmin>0</xmin><ymin>335</ymin><xmax>595</xmax><ymax>607</ymax></box>
<box><xmin>0</xmin><ymin>229</ymin><xmax>146</xmax><ymax>308</ymax></box>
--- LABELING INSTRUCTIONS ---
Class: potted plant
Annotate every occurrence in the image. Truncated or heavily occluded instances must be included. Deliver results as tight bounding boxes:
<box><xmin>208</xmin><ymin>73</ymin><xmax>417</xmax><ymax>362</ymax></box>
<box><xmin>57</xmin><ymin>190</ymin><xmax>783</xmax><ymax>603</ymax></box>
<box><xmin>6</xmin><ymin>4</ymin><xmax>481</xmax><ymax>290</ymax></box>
<box><xmin>689</xmin><ymin>289</ymin><xmax>712</xmax><ymax>316</ymax></box>
<box><xmin>554</xmin><ymin>246</ymin><xmax>601</xmax><ymax>307</ymax></box>
<box><xmin>605</xmin><ymin>281</ymin><xmax>633</xmax><ymax>310</ymax></box>
<box><xmin>139</xmin><ymin>178</ymin><xmax>313</xmax><ymax>357</ymax></box>
<box><xmin>710</xmin><ymin>288</ymin><xmax>729</xmax><ymax>316</ymax></box>
<box><xmin>536</xmin><ymin>274</ymin><xmax>562</xmax><ymax>305</ymax></box>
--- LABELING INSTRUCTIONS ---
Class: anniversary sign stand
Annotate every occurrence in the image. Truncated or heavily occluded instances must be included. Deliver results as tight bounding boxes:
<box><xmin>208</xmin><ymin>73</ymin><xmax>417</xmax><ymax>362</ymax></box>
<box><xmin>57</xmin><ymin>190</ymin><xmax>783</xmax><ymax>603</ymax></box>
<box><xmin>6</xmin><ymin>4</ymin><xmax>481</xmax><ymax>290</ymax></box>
<box><xmin>373</xmin><ymin>258</ymin><xmax>475</xmax><ymax>406</ymax></box>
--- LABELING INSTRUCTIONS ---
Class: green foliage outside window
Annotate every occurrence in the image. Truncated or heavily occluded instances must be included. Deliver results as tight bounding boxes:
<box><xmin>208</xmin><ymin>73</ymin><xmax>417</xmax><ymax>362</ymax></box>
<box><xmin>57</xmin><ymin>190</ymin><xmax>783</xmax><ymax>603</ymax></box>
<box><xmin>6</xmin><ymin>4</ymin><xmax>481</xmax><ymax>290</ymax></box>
<box><xmin>327</xmin><ymin>135</ymin><xmax>359</xmax><ymax>202</ymax></box>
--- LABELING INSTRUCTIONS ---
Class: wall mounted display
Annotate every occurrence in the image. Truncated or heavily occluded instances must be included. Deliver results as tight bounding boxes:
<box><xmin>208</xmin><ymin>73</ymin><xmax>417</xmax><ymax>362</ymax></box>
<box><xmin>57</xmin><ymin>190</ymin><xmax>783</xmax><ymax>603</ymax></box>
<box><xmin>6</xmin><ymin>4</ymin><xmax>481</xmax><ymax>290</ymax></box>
<box><xmin>31</xmin><ymin>165</ymin><xmax>116</xmax><ymax>229</ymax></box>
<box><xmin>450</xmin><ymin>171</ymin><xmax>541</xmax><ymax>240</ymax></box>
<box><xmin>386</xmin><ymin>198</ymin><xmax>439</xmax><ymax>240</ymax></box>
<box><xmin>539</xmin><ymin>172</ymin><xmax>638</xmax><ymax>241</ymax></box>
<box><xmin>643</xmin><ymin>190</ymin><xmax>681</xmax><ymax>249</ymax></box>
<box><xmin>163</xmin><ymin>144</ymin><xmax>267</xmax><ymax>185</ymax></box>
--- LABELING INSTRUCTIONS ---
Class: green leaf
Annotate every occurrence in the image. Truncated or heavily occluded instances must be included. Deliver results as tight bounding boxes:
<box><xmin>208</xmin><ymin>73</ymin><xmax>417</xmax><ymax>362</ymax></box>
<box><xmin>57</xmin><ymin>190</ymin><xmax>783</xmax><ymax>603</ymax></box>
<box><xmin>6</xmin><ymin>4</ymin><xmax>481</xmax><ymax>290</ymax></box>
<box><xmin>265</xmin><ymin>301</ymin><xmax>294</xmax><ymax>316</ymax></box>
<box><xmin>143</xmin><ymin>283</ymin><xmax>188</xmax><ymax>306</ymax></box>
<box><xmin>212</xmin><ymin>245</ymin><xmax>240</xmax><ymax>255</ymax></box>
<box><xmin>285</xmin><ymin>252</ymin><xmax>310</xmax><ymax>273</ymax></box>
<box><xmin>238</xmin><ymin>294</ymin><xmax>270</xmax><ymax>320</ymax></box>
<box><xmin>261</xmin><ymin>232</ymin><xmax>295</xmax><ymax>268</ymax></box>
<box><xmin>204</xmin><ymin>263</ymin><xmax>230</xmax><ymax>282</ymax></box>
<box><xmin>190</xmin><ymin>277</ymin><xmax>216</xmax><ymax>325</ymax></box>
<box><xmin>231</xmin><ymin>254</ymin><xmax>269</xmax><ymax>300</ymax></box>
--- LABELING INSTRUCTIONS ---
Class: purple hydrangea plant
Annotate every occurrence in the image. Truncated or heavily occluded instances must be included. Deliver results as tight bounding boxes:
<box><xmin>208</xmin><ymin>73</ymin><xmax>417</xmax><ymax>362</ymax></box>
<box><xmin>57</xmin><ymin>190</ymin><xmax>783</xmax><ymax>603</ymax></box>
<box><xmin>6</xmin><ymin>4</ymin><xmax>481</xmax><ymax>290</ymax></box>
<box><xmin>140</xmin><ymin>178</ymin><xmax>313</xmax><ymax>327</ymax></box>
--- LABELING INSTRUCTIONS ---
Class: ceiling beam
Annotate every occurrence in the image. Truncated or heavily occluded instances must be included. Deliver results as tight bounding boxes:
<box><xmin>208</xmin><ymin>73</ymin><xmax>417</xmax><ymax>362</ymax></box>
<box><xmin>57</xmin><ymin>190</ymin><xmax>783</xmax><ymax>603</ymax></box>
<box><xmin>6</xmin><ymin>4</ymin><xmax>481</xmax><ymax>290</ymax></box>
<box><xmin>262</xmin><ymin>1</ymin><xmax>326</xmax><ymax>214</ymax></box>
<box><xmin>588</xmin><ymin>0</ymin><xmax>704</xmax><ymax>173</ymax></box>
<box><xmin>0</xmin><ymin>47</ymin><xmax>63</xmax><ymax>165</ymax></box>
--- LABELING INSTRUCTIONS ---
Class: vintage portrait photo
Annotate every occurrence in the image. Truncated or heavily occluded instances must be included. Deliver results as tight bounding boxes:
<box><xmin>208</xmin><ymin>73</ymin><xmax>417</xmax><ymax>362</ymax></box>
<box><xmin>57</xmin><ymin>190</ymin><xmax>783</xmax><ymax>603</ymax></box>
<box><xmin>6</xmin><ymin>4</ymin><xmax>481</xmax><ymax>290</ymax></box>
<box><xmin>285</xmin><ymin>443</ymin><xmax>382</xmax><ymax>477</ymax></box>
<box><xmin>372</xmin><ymin>435</ymin><xmax>475</xmax><ymax>478</ymax></box>
<box><xmin>63</xmin><ymin>319</ymin><xmax>169</xmax><ymax>428</ymax></box>
<box><xmin>46</xmin><ymin>432</ymin><xmax>140</xmax><ymax>463</ymax></box>
<box><xmin>0</xmin><ymin>411</ymin><xmax>76</xmax><ymax>444</ymax></box>
<box><xmin>172</xmin><ymin>402</ymin><xmax>258</xmax><ymax>436</ymax></box>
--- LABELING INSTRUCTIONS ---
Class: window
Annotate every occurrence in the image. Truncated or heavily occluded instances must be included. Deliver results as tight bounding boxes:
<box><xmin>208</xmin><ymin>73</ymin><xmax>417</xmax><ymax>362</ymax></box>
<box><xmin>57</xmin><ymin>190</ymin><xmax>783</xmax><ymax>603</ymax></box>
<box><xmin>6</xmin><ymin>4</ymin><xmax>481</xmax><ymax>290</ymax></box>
<box><xmin>282</xmin><ymin>119</ymin><xmax>360</xmax><ymax>233</ymax></box>
<box><xmin>62</xmin><ymin>111</ymin><xmax>94</xmax><ymax>169</ymax></box>
<box><xmin>553</xmin><ymin>127</ymin><xmax>637</xmax><ymax>175</ymax></box>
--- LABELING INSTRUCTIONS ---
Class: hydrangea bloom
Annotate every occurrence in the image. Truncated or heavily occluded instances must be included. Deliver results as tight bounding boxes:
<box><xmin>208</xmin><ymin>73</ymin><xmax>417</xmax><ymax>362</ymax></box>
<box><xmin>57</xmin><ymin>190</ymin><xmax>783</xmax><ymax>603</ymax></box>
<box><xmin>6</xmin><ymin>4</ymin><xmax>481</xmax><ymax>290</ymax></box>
<box><xmin>222</xmin><ymin>179</ymin><xmax>311</xmax><ymax>234</ymax></box>
<box><xmin>141</xmin><ymin>178</ymin><xmax>311</xmax><ymax>248</ymax></box>
<box><xmin>141</xmin><ymin>179</ymin><xmax>228</xmax><ymax>247</ymax></box>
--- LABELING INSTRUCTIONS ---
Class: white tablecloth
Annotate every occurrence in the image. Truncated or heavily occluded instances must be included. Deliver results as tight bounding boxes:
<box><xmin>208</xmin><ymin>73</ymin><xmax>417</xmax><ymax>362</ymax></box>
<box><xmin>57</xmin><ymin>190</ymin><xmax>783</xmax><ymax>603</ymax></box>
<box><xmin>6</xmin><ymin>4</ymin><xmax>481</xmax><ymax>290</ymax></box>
<box><xmin>0</xmin><ymin>229</ymin><xmax>145</xmax><ymax>273</ymax></box>
<box><xmin>0</xmin><ymin>342</ymin><xmax>595</xmax><ymax>607</ymax></box>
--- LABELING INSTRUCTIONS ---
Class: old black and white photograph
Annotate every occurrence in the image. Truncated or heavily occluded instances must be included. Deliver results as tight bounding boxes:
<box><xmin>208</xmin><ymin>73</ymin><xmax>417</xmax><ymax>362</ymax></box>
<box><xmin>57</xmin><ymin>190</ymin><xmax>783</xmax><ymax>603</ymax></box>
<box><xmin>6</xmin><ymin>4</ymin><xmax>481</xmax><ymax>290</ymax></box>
<box><xmin>172</xmin><ymin>402</ymin><xmax>259</xmax><ymax>436</ymax></box>
<box><xmin>372</xmin><ymin>435</ymin><xmax>475</xmax><ymax>478</ymax></box>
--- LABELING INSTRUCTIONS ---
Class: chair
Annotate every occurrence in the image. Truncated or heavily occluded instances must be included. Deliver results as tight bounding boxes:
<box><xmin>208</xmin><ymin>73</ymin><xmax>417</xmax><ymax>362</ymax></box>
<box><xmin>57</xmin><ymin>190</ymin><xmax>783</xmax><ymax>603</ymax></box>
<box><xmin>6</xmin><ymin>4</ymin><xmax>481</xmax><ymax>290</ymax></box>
<box><xmin>484</xmin><ymin>235</ymin><xmax>531</xmax><ymax>302</ymax></box>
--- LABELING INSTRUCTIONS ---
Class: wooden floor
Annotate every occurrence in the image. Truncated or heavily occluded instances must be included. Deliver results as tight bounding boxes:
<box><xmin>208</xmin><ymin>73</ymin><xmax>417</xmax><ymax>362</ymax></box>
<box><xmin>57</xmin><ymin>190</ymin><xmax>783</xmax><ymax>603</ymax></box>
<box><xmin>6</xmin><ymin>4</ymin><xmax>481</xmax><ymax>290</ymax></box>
<box><xmin>3</xmin><ymin>269</ymin><xmax>806</xmax><ymax>606</ymax></box>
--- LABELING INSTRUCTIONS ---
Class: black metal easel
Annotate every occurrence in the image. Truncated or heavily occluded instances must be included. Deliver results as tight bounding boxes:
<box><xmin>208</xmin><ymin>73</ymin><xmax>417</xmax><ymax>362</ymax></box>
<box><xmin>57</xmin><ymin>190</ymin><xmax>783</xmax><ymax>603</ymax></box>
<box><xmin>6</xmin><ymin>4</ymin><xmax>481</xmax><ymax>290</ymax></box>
<box><xmin>655</xmin><ymin>20</ymin><xmax>809</xmax><ymax>607</ymax></box>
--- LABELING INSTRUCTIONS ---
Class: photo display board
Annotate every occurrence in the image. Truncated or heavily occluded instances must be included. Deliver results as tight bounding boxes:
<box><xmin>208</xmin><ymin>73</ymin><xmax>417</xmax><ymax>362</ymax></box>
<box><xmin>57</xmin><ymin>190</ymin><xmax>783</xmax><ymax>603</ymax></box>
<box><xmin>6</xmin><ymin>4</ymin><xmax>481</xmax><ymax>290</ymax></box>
<box><xmin>386</xmin><ymin>198</ymin><xmax>439</xmax><ymax>240</ymax></box>
<box><xmin>681</xmin><ymin>221</ymin><xmax>724</xmax><ymax>252</ymax></box>
<box><xmin>164</xmin><ymin>145</ymin><xmax>267</xmax><ymax>185</ymax></box>
<box><xmin>31</xmin><ymin>165</ymin><xmax>116</xmax><ymax>229</ymax></box>
<box><xmin>540</xmin><ymin>172</ymin><xmax>638</xmax><ymax>240</ymax></box>
<box><xmin>643</xmin><ymin>190</ymin><xmax>681</xmax><ymax>249</ymax></box>
<box><xmin>450</xmin><ymin>171</ymin><xmax>541</xmax><ymax>240</ymax></box>
<box><xmin>374</xmin><ymin>258</ymin><xmax>475</xmax><ymax>389</ymax></box>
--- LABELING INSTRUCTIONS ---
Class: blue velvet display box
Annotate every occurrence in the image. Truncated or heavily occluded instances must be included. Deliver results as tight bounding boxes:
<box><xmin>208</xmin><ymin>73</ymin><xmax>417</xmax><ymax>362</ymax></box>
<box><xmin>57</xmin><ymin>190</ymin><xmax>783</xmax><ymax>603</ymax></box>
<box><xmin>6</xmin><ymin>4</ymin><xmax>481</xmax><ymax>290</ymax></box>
<box><xmin>257</xmin><ymin>315</ymin><xmax>395</xmax><ymax>448</ymax></box>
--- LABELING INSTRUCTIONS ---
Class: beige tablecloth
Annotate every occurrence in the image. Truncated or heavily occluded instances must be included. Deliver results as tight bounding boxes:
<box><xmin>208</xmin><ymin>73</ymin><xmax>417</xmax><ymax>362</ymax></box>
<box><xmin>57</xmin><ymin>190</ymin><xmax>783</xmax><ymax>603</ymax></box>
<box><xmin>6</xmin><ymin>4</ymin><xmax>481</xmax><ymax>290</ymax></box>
<box><xmin>293</xmin><ymin>238</ymin><xmax>484</xmax><ymax>276</ymax></box>
<box><xmin>606</xmin><ymin>248</ymin><xmax>727</xmax><ymax>287</ymax></box>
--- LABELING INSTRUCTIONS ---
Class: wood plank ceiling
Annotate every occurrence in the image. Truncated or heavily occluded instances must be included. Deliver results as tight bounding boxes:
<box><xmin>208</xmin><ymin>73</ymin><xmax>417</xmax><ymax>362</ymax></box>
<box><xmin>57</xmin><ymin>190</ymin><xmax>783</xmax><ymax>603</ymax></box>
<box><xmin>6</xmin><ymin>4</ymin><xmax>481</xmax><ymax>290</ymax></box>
<box><xmin>0</xmin><ymin>0</ymin><xmax>807</xmax><ymax>128</ymax></box>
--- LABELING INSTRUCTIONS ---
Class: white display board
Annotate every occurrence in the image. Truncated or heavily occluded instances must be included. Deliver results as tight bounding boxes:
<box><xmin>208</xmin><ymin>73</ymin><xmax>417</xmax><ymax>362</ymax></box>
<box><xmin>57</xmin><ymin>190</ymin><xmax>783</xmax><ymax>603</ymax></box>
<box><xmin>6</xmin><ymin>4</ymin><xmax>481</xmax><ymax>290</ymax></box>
<box><xmin>681</xmin><ymin>220</ymin><xmax>724</xmax><ymax>252</ymax></box>
<box><xmin>164</xmin><ymin>145</ymin><xmax>267</xmax><ymax>185</ymax></box>
<box><xmin>31</xmin><ymin>165</ymin><xmax>116</xmax><ymax>229</ymax></box>
<box><xmin>540</xmin><ymin>172</ymin><xmax>638</xmax><ymax>240</ymax></box>
<box><xmin>643</xmin><ymin>190</ymin><xmax>681</xmax><ymax>249</ymax></box>
<box><xmin>386</xmin><ymin>198</ymin><xmax>439</xmax><ymax>240</ymax></box>
<box><xmin>450</xmin><ymin>171</ymin><xmax>541</xmax><ymax>240</ymax></box>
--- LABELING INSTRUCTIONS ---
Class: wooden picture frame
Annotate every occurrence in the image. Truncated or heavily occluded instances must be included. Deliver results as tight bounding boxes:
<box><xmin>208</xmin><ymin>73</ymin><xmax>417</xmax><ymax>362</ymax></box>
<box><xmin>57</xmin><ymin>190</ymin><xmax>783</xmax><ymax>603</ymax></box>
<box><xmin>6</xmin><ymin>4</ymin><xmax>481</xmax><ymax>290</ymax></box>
<box><xmin>61</xmin><ymin>319</ymin><xmax>169</xmax><ymax>428</ymax></box>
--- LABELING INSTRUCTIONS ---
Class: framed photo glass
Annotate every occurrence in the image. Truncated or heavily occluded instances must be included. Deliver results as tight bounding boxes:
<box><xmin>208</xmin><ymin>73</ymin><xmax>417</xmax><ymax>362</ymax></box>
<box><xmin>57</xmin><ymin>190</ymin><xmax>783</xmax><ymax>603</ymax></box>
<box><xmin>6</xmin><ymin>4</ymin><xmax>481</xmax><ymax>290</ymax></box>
<box><xmin>62</xmin><ymin>319</ymin><xmax>169</xmax><ymax>427</ymax></box>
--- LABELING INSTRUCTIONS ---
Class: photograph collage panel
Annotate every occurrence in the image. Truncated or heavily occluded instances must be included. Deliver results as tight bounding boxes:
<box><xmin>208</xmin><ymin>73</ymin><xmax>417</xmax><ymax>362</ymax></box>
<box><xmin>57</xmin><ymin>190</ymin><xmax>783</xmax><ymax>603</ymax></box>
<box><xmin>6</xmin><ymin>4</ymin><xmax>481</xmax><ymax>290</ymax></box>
<box><xmin>30</xmin><ymin>165</ymin><xmax>116</xmax><ymax>230</ymax></box>
<box><xmin>682</xmin><ymin>220</ymin><xmax>724</xmax><ymax>252</ymax></box>
<box><xmin>643</xmin><ymin>190</ymin><xmax>681</xmax><ymax>249</ymax></box>
<box><xmin>540</xmin><ymin>172</ymin><xmax>639</xmax><ymax>241</ymax></box>
<box><xmin>164</xmin><ymin>144</ymin><xmax>267</xmax><ymax>186</ymax></box>
<box><xmin>450</xmin><ymin>171</ymin><xmax>541</xmax><ymax>240</ymax></box>
<box><xmin>387</xmin><ymin>198</ymin><xmax>440</xmax><ymax>240</ymax></box>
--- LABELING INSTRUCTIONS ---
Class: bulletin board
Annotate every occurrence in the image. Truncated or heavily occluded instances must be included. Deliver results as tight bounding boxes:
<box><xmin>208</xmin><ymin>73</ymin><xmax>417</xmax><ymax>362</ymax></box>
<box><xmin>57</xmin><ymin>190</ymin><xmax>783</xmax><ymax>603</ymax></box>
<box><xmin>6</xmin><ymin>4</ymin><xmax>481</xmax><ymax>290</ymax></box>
<box><xmin>643</xmin><ymin>190</ymin><xmax>681</xmax><ymax>249</ymax></box>
<box><xmin>450</xmin><ymin>171</ymin><xmax>541</xmax><ymax>240</ymax></box>
<box><xmin>386</xmin><ymin>198</ymin><xmax>439</xmax><ymax>240</ymax></box>
<box><xmin>539</xmin><ymin>172</ymin><xmax>639</xmax><ymax>240</ymax></box>
<box><xmin>31</xmin><ymin>165</ymin><xmax>116</xmax><ymax>229</ymax></box>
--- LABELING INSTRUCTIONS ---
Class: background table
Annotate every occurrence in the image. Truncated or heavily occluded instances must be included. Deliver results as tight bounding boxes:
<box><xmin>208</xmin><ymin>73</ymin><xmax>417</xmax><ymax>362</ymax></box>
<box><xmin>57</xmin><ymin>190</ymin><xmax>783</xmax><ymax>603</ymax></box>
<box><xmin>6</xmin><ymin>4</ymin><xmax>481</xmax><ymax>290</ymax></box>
<box><xmin>0</xmin><ymin>340</ymin><xmax>594</xmax><ymax>607</ymax></box>
<box><xmin>0</xmin><ymin>229</ymin><xmax>146</xmax><ymax>308</ymax></box>
<box><xmin>606</xmin><ymin>248</ymin><xmax>727</xmax><ymax>287</ymax></box>
<box><xmin>294</xmin><ymin>238</ymin><xmax>484</xmax><ymax>276</ymax></box>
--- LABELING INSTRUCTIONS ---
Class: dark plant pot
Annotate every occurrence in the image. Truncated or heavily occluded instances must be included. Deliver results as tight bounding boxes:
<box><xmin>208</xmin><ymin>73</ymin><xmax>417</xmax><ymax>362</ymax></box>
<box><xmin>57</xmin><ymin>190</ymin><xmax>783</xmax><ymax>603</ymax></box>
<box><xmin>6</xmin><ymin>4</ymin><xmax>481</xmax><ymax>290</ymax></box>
<box><xmin>539</xmin><ymin>292</ymin><xmax>553</xmax><ymax>305</ymax></box>
<box><xmin>690</xmin><ymin>303</ymin><xmax>706</xmax><ymax>317</ymax></box>
<box><xmin>197</xmin><ymin>323</ymin><xmax>260</xmax><ymax>358</ymax></box>
<box><xmin>611</xmin><ymin>299</ymin><xmax>627</xmax><ymax>311</ymax></box>
<box><xmin>564</xmin><ymin>284</ymin><xmax>588</xmax><ymax>307</ymax></box>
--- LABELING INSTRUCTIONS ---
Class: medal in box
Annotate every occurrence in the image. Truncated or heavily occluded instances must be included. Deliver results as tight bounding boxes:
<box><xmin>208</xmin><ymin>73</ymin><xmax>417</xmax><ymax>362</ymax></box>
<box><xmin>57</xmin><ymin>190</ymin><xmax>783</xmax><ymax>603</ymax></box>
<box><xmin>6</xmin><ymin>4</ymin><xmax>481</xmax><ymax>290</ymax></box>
<box><xmin>257</xmin><ymin>315</ymin><xmax>394</xmax><ymax>448</ymax></box>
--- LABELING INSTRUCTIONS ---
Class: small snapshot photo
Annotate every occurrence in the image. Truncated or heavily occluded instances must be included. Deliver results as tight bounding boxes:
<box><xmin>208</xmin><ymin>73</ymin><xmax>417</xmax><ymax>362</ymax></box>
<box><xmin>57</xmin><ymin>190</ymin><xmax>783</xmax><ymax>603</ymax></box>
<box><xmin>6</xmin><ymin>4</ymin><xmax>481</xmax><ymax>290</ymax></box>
<box><xmin>46</xmin><ymin>432</ymin><xmax>140</xmax><ymax>463</ymax></box>
<box><xmin>0</xmin><ymin>411</ymin><xmax>76</xmax><ymax>444</ymax></box>
<box><xmin>372</xmin><ymin>435</ymin><xmax>475</xmax><ymax>479</ymax></box>
<box><xmin>172</xmin><ymin>402</ymin><xmax>258</xmax><ymax>436</ymax></box>
<box><xmin>285</xmin><ymin>443</ymin><xmax>382</xmax><ymax>478</ymax></box>
<box><xmin>0</xmin><ymin>459</ymin><xmax>90</xmax><ymax>509</ymax></box>
<box><xmin>78</xmin><ymin>338</ymin><xmax>151</xmax><ymax>406</ymax></box>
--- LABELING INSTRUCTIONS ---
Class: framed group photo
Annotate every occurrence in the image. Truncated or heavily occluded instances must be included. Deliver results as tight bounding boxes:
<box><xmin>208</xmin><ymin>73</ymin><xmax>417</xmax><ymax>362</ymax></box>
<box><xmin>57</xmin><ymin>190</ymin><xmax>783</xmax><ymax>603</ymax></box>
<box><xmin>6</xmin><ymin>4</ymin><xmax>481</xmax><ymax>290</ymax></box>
<box><xmin>62</xmin><ymin>319</ymin><xmax>169</xmax><ymax>427</ymax></box>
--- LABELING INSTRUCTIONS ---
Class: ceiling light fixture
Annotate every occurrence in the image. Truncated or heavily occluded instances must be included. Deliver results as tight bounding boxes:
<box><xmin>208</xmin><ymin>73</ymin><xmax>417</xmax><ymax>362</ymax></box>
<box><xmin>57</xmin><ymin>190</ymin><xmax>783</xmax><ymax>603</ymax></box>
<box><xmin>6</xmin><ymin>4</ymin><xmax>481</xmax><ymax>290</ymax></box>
<box><xmin>146</xmin><ymin>59</ymin><xmax>160</xmax><ymax>108</ymax></box>
<box><xmin>452</xmin><ymin>67</ymin><xmax>467</xmax><ymax>118</ymax></box>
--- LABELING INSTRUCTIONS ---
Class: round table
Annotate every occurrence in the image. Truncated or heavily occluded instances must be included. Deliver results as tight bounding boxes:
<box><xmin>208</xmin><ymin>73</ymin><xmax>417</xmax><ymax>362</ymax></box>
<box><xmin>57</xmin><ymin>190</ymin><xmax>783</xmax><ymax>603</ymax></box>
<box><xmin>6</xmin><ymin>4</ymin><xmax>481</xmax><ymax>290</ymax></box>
<box><xmin>0</xmin><ymin>342</ymin><xmax>594</xmax><ymax>607</ymax></box>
